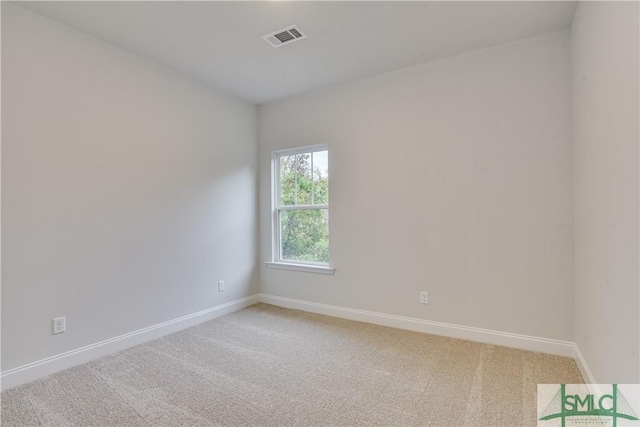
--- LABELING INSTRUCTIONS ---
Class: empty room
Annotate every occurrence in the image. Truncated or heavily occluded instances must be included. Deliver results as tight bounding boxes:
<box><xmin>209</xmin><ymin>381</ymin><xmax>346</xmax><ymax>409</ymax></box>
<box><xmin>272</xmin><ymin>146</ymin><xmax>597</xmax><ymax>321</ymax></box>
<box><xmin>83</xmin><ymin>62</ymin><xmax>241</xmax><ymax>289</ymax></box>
<box><xmin>1</xmin><ymin>1</ymin><xmax>638</xmax><ymax>426</ymax></box>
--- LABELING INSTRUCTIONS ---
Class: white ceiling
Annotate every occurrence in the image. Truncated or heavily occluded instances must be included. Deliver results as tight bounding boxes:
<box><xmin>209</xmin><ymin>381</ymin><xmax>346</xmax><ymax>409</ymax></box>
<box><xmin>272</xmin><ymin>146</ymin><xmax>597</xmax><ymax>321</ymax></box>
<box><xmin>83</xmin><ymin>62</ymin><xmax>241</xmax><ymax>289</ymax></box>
<box><xmin>18</xmin><ymin>1</ymin><xmax>578</xmax><ymax>104</ymax></box>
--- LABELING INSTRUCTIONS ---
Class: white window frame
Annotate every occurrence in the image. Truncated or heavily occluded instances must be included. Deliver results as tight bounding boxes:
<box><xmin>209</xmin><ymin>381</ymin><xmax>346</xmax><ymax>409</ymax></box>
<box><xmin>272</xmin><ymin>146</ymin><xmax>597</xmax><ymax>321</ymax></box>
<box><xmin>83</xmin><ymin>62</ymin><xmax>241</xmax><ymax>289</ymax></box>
<box><xmin>266</xmin><ymin>144</ymin><xmax>334</xmax><ymax>275</ymax></box>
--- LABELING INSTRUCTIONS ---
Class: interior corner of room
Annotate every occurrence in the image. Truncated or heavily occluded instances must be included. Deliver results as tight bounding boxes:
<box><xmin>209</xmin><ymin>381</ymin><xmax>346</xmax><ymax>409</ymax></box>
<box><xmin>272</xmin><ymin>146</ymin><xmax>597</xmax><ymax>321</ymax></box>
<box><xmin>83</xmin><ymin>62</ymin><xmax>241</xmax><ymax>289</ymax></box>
<box><xmin>1</xmin><ymin>0</ymin><xmax>638</xmax><ymax>425</ymax></box>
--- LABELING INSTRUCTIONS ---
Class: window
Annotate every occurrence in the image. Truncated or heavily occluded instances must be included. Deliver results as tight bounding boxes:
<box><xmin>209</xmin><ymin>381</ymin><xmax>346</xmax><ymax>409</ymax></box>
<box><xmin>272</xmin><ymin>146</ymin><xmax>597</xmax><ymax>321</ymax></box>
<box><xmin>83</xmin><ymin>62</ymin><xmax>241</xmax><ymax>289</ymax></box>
<box><xmin>269</xmin><ymin>144</ymin><xmax>333</xmax><ymax>274</ymax></box>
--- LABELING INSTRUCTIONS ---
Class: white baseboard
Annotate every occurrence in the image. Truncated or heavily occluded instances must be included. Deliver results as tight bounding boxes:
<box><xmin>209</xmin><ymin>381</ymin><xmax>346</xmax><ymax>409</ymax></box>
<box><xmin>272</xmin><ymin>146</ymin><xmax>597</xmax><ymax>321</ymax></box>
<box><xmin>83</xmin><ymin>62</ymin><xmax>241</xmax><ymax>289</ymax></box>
<box><xmin>1</xmin><ymin>294</ymin><xmax>260</xmax><ymax>391</ymax></box>
<box><xmin>573</xmin><ymin>343</ymin><xmax>598</xmax><ymax>384</ymax></box>
<box><xmin>1</xmin><ymin>293</ymin><xmax>585</xmax><ymax>392</ymax></box>
<box><xmin>259</xmin><ymin>293</ymin><xmax>575</xmax><ymax>358</ymax></box>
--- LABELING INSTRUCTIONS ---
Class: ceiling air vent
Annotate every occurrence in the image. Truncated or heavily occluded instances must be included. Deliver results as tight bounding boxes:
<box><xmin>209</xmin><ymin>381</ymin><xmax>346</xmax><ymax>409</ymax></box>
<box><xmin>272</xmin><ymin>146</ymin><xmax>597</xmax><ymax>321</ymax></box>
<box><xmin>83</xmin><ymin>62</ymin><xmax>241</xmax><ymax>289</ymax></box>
<box><xmin>263</xmin><ymin>25</ymin><xmax>307</xmax><ymax>48</ymax></box>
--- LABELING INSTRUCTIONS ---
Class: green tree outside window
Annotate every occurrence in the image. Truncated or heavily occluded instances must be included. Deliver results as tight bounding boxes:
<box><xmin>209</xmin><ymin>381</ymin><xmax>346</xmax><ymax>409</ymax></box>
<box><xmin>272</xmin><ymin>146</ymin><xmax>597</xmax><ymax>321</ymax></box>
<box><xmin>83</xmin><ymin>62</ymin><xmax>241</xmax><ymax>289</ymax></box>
<box><xmin>277</xmin><ymin>149</ymin><xmax>329</xmax><ymax>264</ymax></box>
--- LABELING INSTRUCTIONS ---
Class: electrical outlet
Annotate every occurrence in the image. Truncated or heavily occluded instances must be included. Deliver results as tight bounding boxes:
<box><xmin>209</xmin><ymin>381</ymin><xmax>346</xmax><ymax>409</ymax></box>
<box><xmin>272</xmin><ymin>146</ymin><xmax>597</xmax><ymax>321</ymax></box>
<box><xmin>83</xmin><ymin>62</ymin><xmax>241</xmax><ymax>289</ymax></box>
<box><xmin>218</xmin><ymin>280</ymin><xmax>225</xmax><ymax>292</ymax></box>
<box><xmin>420</xmin><ymin>292</ymin><xmax>429</xmax><ymax>305</ymax></box>
<box><xmin>53</xmin><ymin>317</ymin><xmax>66</xmax><ymax>334</ymax></box>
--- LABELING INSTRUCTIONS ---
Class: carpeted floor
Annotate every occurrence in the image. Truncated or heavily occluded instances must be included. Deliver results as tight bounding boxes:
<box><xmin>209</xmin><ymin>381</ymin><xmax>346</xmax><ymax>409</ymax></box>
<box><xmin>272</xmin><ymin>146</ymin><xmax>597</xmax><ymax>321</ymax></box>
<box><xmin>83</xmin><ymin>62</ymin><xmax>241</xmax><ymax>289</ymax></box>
<box><xmin>1</xmin><ymin>303</ymin><xmax>583</xmax><ymax>426</ymax></box>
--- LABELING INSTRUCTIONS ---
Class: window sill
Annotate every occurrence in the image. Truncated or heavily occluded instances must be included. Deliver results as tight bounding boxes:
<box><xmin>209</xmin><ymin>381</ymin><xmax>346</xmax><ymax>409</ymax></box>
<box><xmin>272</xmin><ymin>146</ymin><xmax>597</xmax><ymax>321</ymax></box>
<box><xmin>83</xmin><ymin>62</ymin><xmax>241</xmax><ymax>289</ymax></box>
<box><xmin>265</xmin><ymin>262</ymin><xmax>335</xmax><ymax>275</ymax></box>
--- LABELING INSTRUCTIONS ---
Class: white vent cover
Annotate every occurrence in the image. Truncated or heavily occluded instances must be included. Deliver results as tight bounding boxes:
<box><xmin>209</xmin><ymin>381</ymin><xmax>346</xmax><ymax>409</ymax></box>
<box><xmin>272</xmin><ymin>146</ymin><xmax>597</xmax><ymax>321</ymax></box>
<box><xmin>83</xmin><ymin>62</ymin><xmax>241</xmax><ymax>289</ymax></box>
<box><xmin>263</xmin><ymin>25</ymin><xmax>307</xmax><ymax>48</ymax></box>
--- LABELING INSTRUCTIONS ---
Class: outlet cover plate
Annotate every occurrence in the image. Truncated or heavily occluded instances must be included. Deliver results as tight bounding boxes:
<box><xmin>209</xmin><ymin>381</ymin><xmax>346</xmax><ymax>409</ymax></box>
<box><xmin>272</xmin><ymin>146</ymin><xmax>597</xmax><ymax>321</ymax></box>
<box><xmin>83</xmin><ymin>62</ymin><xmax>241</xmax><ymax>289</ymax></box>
<box><xmin>53</xmin><ymin>317</ymin><xmax>66</xmax><ymax>334</ymax></box>
<box><xmin>420</xmin><ymin>292</ymin><xmax>429</xmax><ymax>304</ymax></box>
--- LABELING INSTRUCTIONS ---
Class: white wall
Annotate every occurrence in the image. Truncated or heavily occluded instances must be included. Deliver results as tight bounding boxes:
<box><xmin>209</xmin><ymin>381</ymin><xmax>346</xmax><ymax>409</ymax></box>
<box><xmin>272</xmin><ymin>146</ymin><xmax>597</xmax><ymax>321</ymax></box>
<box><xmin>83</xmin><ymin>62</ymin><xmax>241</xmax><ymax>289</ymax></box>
<box><xmin>1</xmin><ymin>3</ymin><xmax>258</xmax><ymax>371</ymax></box>
<box><xmin>6</xmin><ymin>0</ymin><xmax>637</xmax><ymax>386</ymax></box>
<box><xmin>572</xmin><ymin>2</ymin><xmax>639</xmax><ymax>383</ymax></box>
<box><xmin>259</xmin><ymin>30</ymin><xmax>574</xmax><ymax>341</ymax></box>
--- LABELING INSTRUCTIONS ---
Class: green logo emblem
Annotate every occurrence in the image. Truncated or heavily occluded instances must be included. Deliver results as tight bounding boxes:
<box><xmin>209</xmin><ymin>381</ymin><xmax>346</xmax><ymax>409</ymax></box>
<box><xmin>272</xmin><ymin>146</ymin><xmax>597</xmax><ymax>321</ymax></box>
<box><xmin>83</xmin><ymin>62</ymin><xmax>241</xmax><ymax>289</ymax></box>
<box><xmin>539</xmin><ymin>384</ymin><xmax>639</xmax><ymax>427</ymax></box>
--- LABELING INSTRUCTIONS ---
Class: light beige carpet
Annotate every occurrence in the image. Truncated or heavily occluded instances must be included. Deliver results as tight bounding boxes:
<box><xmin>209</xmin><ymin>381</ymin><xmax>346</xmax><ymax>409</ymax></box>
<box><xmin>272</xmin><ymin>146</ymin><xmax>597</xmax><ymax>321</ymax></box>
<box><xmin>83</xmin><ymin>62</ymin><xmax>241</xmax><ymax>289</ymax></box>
<box><xmin>1</xmin><ymin>303</ymin><xmax>583</xmax><ymax>426</ymax></box>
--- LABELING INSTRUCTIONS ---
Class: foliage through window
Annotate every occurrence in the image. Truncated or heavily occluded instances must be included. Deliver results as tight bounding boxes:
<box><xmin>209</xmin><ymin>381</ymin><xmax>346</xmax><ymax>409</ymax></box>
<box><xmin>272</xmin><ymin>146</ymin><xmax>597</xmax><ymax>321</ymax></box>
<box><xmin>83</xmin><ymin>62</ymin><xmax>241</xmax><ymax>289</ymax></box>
<box><xmin>273</xmin><ymin>145</ymin><xmax>329</xmax><ymax>265</ymax></box>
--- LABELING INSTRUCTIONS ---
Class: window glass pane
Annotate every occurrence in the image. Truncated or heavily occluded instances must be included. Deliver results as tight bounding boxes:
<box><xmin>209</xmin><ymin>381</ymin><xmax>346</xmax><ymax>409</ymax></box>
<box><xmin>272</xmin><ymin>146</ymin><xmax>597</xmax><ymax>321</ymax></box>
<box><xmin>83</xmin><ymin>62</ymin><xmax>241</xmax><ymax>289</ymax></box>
<box><xmin>295</xmin><ymin>153</ymin><xmax>312</xmax><ymax>205</ymax></box>
<box><xmin>279</xmin><ymin>208</ymin><xmax>329</xmax><ymax>263</ymax></box>
<box><xmin>279</xmin><ymin>155</ymin><xmax>296</xmax><ymax>206</ymax></box>
<box><xmin>312</xmin><ymin>150</ymin><xmax>329</xmax><ymax>205</ymax></box>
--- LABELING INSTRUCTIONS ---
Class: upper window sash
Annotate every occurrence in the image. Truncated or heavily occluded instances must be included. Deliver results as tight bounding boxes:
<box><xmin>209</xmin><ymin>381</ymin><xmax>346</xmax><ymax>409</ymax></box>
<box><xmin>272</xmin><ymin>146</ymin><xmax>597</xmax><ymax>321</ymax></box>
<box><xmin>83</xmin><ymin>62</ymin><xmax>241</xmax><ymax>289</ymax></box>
<box><xmin>273</xmin><ymin>144</ymin><xmax>328</xmax><ymax>209</ymax></box>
